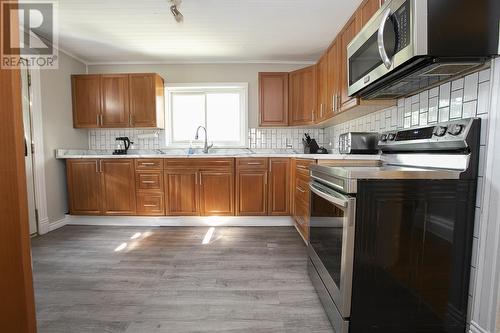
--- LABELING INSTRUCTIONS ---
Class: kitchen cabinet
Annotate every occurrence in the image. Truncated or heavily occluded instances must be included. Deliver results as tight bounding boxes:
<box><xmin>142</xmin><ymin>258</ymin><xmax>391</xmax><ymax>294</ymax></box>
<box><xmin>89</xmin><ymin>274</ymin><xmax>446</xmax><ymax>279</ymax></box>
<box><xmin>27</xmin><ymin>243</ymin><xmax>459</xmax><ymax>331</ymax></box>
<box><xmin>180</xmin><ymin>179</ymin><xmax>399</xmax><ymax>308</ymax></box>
<box><xmin>327</xmin><ymin>40</ymin><xmax>340</xmax><ymax>117</ymax></box>
<box><xmin>236</xmin><ymin>158</ymin><xmax>268</xmax><ymax>216</ymax></box>
<box><xmin>289</xmin><ymin>65</ymin><xmax>317</xmax><ymax>125</ymax></box>
<box><xmin>66</xmin><ymin>159</ymin><xmax>136</xmax><ymax>215</ymax></box>
<box><xmin>100</xmin><ymin>159</ymin><xmax>136</xmax><ymax>215</ymax></box>
<box><xmin>357</xmin><ymin>0</ymin><xmax>381</xmax><ymax>28</ymax></box>
<box><xmin>259</xmin><ymin>72</ymin><xmax>289</xmax><ymax>126</ymax></box>
<box><xmin>164</xmin><ymin>158</ymin><xmax>234</xmax><ymax>216</ymax></box>
<box><xmin>129</xmin><ymin>73</ymin><xmax>165</xmax><ymax>128</ymax></box>
<box><xmin>135</xmin><ymin>159</ymin><xmax>164</xmax><ymax>216</ymax></box>
<box><xmin>66</xmin><ymin>159</ymin><xmax>102</xmax><ymax>215</ymax></box>
<box><xmin>165</xmin><ymin>170</ymin><xmax>199</xmax><ymax>216</ymax></box>
<box><xmin>268</xmin><ymin>158</ymin><xmax>290</xmax><ymax>216</ymax></box>
<box><xmin>100</xmin><ymin>74</ymin><xmax>130</xmax><ymax>127</ymax></box>
<box><xmin>199</xmin><ymin>171</ymin><xmax>234</xmax><ymax>216</ymax></box>
<box><xmin>71</xmin><ymin>73</ymin><xmax>164</xmax><ymax>129</ymax></box>
<box><xmin>316</xmin><ymin>54</ymin><xmax>329</xmax><ymax>121</ymax></box>
<box><xmin>339</xmin><ymin>15</ymin><xmax>360</xmax><ymax>110</ymax></box>
<box><xmin>291</xmin><ymin>158</ymin><xmax>316</xmax><ymax>241</ymax></box>
<box><xmin>71</xmin><ymin>75</ymin><xmax>101</xmax><ymax>128</ymax></box>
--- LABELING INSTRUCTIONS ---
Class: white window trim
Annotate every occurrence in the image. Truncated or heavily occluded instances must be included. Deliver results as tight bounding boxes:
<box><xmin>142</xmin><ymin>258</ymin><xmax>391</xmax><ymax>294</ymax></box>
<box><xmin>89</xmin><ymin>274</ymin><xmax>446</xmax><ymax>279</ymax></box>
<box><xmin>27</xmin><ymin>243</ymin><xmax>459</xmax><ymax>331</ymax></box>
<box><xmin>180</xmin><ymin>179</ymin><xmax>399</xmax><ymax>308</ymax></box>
<box><xmin>165</xmin><ymin>83</ymin><xmax>248</xmax><ymax>148</ymax></box>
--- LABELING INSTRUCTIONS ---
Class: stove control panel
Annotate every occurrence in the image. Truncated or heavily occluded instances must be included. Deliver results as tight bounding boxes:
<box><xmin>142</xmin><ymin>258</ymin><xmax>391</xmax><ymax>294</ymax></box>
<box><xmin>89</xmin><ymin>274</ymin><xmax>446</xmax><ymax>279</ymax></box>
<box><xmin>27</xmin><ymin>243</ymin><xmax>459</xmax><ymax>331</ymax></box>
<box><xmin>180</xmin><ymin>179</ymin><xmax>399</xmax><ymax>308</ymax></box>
<box><xmin>378</xmin><ymin>118</ymin><xmax>478</xmax><ymax>152</ymax></box>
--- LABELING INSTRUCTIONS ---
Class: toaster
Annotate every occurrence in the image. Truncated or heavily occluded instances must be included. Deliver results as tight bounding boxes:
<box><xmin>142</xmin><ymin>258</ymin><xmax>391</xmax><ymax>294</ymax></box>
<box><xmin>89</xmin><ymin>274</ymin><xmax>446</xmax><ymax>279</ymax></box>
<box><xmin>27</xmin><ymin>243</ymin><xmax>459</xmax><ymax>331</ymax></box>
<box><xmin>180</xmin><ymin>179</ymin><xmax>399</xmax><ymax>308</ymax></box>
<box><xmin>339</xmin><ymin>132</ymin><xmax>379</xmax><ymax>154</ymax></box>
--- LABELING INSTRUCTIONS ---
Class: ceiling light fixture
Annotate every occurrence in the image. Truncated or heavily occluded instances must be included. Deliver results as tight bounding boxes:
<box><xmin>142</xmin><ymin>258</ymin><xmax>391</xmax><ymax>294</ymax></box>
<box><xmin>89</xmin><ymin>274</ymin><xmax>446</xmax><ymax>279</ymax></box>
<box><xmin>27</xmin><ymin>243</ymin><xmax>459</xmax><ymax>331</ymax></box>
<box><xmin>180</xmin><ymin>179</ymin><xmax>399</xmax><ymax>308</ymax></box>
<box><xmin>169</xmin><ymin>0</ymin><xmax>184</xmax><ymax>23</ymax></box>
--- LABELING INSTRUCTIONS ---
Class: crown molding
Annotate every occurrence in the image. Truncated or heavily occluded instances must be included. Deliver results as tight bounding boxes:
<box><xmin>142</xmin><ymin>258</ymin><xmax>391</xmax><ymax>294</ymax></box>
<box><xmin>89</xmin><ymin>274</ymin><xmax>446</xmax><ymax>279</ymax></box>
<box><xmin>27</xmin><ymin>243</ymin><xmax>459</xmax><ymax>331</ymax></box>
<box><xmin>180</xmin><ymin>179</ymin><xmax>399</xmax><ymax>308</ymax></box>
<box><xmin>85</xmin><ymin>60</ymin><xmax>316</xmax><ymax>66</ymax></box>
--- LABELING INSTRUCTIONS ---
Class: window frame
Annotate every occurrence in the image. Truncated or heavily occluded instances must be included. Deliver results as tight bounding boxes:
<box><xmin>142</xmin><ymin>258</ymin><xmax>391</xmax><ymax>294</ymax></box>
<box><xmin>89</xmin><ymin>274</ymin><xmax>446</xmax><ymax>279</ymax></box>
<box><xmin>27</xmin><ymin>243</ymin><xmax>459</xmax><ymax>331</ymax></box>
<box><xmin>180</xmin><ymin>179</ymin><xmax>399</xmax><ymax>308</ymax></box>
<box><xmin>165</xmin><ymin>83</ymin><xmax>248</xmax><ymax>148</ymax></box>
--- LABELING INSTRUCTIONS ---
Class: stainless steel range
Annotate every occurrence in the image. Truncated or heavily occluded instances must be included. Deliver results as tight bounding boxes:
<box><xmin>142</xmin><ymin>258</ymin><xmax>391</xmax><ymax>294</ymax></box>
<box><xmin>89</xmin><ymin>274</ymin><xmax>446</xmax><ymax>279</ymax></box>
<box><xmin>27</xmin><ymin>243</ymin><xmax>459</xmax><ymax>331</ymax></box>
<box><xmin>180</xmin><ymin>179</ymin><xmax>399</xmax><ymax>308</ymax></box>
<box><xmin>308</xmin><ymin>118</ymin><xmax>480</xmax><ymax>333</ymax></box>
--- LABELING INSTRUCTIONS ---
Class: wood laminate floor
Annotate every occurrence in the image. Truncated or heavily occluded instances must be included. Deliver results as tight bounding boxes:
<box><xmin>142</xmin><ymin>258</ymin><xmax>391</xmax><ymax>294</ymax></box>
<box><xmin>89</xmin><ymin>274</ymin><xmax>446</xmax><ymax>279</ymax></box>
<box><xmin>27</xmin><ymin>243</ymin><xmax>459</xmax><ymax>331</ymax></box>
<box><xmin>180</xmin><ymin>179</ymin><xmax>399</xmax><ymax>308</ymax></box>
<box><xmin>32</xmin><ymin>226</ymin><xmax>333</xmax><ymax>333</ymax></box>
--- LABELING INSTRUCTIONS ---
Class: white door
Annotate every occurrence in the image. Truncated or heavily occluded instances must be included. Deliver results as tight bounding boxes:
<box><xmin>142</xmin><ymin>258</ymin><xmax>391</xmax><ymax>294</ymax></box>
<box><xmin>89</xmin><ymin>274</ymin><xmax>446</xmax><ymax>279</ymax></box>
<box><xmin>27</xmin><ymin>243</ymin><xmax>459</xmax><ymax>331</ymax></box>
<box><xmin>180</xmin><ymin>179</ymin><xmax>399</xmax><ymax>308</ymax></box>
<box><xmin>20</xmin><ymin>66</ymin><xmax>38</xmax><ymax>235</ymax></box>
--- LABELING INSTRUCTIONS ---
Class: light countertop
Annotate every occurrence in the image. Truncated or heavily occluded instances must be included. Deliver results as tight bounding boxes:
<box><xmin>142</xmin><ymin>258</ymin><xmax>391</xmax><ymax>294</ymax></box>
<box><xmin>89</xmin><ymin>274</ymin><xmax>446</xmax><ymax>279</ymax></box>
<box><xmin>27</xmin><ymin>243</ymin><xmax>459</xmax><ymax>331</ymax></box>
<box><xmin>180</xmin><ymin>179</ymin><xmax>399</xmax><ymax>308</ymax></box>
<box><xmin>56</xmin><ymin>148</ymin><xmax>381</xmax><ymax>160</ymax></box>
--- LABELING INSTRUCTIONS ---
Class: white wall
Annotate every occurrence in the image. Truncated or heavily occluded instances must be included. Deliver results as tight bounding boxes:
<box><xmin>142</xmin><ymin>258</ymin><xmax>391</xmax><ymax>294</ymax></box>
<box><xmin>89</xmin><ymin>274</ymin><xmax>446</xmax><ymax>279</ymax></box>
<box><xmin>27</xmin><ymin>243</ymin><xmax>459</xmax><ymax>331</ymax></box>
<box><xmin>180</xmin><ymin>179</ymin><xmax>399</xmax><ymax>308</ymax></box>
<box><xmin>40</xmin><ymin>51</ymin><xmax>87</xmax><ymax>223</ymax></box>
<box><xmin>87</xmin><ymin>63</ymin><xmax>308</xmax><ymax>128</ymax></box>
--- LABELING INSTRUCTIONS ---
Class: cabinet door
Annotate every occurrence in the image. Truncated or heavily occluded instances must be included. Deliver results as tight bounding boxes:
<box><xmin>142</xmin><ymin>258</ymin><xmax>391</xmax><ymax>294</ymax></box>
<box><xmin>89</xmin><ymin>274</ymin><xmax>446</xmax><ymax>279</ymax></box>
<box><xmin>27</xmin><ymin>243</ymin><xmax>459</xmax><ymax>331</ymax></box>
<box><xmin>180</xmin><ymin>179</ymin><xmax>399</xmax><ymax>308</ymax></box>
<box><xmin>268</xmin><ymin>158</ymin><xmax>290</xmax><ymax>216</ymax></box>
<box><xmin>100</xmin><ymin>74</ymin><xmax>130</xmax><ymax>127</ymax></box>
<box><xmin>66</xmin><ymin>159</ymin><xmax>102</xmax><ymax>215</ymax></box>
<box><xmin>317</xmin><ymin>55</ymin><xmax>328</xmax><ymax>121</ymax></box>
<box><xmin>236</xmin><ymin>170</ymin><xmax>268</xmax><ymax>216</ymax></box>
<box><xmin>164</xmin><ymin>170</ymin><xmax>199</xmax><ymax>216</ymax></box>
<box><xmin>340</xmin><ymin>15</ymin><xmax>359</xmax><ymax>108</ymax></box>
<box><xmin>288</xmin><ymin>71</ymin><xmax>303</xmax><ymax>125</ymax></box>
<box><xmin>327</xmin><ymin>40</ymin><xmax>340</xmax><ymax>116</ymax></box>
<box><xmin>259</xmin><ymin>72</ymin><xmax>289</xmax><ymax>126</ymax></box>
<box><xmin>358</xmin><ymin>0</ymin><xmax>381</xmax><ymax>28</ymax></box>
<box><xmin>71</xmin><ymin>75</ymin><xmax>101</xmax><ymax>128</ymax></box>
<box><xmin>129</xmin><ymin>74</ymin><xmax>164</xmax><ymax>128</ymax></box>
<box><xmin>101</xmin><ymin>159</ymin><xmax>136</xmax><ymax>215</ymax></box>
<box><xmin>199</xmin><ymin>171</ymin><xmax>234</xmax><ymax>216</ymax></box>
<box><xmin>302</xmin><ymin>65</ymin><xmax>317</xmax><ymax>123</ymax></box>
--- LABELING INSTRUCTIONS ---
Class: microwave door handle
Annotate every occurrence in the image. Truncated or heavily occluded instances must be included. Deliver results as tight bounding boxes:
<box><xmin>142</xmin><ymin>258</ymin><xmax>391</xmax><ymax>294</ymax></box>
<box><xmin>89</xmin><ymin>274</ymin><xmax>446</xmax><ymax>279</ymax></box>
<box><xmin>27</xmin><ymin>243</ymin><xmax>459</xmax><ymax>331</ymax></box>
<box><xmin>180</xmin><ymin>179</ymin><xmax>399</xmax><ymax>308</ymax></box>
<box><xmin>377</xmin><ymin>8</ymin><xmax>393</xmax><ymax>69</ymax></box>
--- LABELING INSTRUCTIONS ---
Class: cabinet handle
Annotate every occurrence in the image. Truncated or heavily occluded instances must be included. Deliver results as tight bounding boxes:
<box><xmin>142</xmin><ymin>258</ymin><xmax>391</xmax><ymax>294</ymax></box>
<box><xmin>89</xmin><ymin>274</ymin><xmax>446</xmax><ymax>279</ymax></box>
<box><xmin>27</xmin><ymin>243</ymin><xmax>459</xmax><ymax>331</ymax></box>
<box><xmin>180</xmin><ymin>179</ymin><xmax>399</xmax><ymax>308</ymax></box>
<box><xmin>333</xmin><ymin>93</ymin><xmax>336</xmax><ymax>111</ymax></box>
<box><xmin>142</xmin><ymin>180</ymin><xmax>155</xmax><ymax>184</ymax></box>
<box><xmin>99</xmin><ymin>160</ymin><xmax>103</xmax><ymax>173</ymax></box>
<box><xmin>320</xmin><ymin>103</ymin><xmax>323</xmax><ymax>117</ymax></box>
<box><xmin>296</xmin><ymin>186</ymin><xmax>305</xmax><ymax>193</ymax></box>
<box><xmin>199</xmin><ymin>174</ymin><xmax>202</xmax><ymax>186</ymax></box>
<box><xmin>95</xmin><ymin>161</ymin><xmax>98</xmax><ymax>173</ymax></box>
<box><xmin>247</xmin><ymin>162</ymin><xmax>262</xmax><ymax>165</ymax></box>
<box><xmin>143</xmin><ymin>204</ymin><xmax>157</xmax><ymax>207</ymax></box>
<box><xmin>96</xmin><ymin>114</ymin><xmax>100</xmax><ymax>126</ymax></box>
<box><xmin>264</xmin><ymin>173</ymin><xmax>267</xmax><ymax>185</ymax></box>
<box><xmin>337</xmin><ymin>95</ymin><xmax>341</xmax><ymax>111</ymax></box>
<box><xmin>141</xmin><ymin>162</ymin><xmax>155</xmax><ymax>166</ymax></box>
<box><xmin>311</xmin><ymin>110</ymin><xmax>314</xmax><ymax>121</ymax></box>
<box><xmin>297</xmin><ymin>165</ymin><xmax>308</xmax><ymax>170</ymax></box>
<box><xmin>100</xmin><ymin>114</ymin><xmax>103</xmax><ymax>126</ymax></box>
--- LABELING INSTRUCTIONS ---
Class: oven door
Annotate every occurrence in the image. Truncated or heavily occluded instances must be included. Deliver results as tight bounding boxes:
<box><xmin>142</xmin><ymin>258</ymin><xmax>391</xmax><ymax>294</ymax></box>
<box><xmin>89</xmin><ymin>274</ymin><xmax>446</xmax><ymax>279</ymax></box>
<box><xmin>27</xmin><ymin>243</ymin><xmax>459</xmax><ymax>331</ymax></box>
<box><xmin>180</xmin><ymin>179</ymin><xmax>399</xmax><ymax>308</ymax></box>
<box><xmin>308</xmin><ymin>180</ymin><xmax>356</xmax><ymax>318</ymax></box>
<box><xmin>348</xmin><ymin>0</ymin><xmax>419</xmax><ymax>97</ymax></box>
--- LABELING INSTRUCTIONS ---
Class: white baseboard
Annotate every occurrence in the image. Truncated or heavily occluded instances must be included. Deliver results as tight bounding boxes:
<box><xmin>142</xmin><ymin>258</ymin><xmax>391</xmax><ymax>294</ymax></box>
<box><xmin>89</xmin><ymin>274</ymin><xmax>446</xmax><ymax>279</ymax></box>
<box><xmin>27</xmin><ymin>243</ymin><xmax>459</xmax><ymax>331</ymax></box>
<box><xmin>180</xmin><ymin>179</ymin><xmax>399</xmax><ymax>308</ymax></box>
<box><xmin>47</xmin><ymin>216</ymin><xmax>68</xmax><ymax>232</ymax></box>
<box><xmin>65</xmin><ymin>215</ymin><xmax>294</xmax><ymax>227</ymax></box>
<box><xmin>37</xmin><ymin>217</ymin><xmax>50</xmax><ymax>235</ymax></box>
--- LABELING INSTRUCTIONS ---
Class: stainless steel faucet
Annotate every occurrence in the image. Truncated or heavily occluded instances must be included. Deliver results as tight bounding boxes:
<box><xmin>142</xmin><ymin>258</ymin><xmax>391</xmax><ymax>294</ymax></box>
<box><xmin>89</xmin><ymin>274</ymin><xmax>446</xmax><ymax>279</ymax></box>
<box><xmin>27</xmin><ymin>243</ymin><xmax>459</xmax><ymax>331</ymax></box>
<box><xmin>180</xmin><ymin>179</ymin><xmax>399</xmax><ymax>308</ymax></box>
<box><xmin>195</xmin><ymin>126</ymin><xmax>213</xmax><ymax>153</ymax></box>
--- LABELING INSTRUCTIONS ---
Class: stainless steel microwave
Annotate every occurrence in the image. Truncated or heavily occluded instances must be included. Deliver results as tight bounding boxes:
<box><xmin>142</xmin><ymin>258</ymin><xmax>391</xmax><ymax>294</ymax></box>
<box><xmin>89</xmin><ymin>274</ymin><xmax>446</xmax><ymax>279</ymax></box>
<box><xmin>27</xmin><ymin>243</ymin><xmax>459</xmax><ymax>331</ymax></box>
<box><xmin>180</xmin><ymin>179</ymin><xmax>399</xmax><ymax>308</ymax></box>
<box><xmin>347</xmin><ymin>0</ymin><xmax>500</xmax><ymax>99</ymax></box>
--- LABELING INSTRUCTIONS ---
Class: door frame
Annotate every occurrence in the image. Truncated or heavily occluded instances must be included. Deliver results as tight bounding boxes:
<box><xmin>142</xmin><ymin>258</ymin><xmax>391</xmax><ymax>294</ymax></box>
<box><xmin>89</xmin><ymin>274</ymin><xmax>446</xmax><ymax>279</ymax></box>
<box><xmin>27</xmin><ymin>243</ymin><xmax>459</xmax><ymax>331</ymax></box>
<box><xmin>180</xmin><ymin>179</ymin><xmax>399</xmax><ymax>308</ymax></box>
<box><xmin>22</xmin><ymin>66</ymin><xmax>49</xmax><ymax>234</ymax></box>
<box><xmin>469</xmin><ymin>58</ymin><xmax>500</xmax><ymax>333</ymax></box>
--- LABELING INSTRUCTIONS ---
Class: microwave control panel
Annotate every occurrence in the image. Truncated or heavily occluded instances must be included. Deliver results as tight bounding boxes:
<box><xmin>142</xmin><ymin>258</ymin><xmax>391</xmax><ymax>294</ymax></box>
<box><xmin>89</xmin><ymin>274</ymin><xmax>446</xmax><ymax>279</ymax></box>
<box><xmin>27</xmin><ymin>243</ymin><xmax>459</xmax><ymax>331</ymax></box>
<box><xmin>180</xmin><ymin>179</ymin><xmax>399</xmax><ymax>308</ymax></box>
<box><xmin>393</xmin><ymin>0</ymin><xmax>411</xmax><ymax>53</ymax></box>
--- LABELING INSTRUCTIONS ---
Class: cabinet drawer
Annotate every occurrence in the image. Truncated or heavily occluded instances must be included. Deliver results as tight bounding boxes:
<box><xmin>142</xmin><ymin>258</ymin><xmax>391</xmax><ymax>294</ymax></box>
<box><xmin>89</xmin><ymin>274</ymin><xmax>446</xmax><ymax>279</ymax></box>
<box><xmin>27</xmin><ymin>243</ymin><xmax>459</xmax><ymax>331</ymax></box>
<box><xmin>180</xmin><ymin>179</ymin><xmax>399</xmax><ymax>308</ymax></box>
<box><xmin>164</xmin><ymin>158</ymin><xmax>234</xmax><ymax>171</ymax></box>
<box><xmin>136</xmin><ymin>171</ymin><xmax>163</xmax><ymax>190</ymax></box>
<box><xmin>236</xmin><ymin>158</ymin><xmax>268</xmax><ymax>170</ymax></box>
<box><xmin>295</xmin><ymin>158</ymin><xmax>315</xmax><ymax>178</ymax></box>
<box><xmin>135</xmin><ymin>159</ymin><xmax>163</xmax><ymax>170</ymax></box>
<box><xmin>136</xmin><ymin>192</ymin><xmax>165</xmax><ymax>215</ymax></box>
<box><xmin>295</xmin><ymin>177</ymin><xmax>310</xmax><ymax>205</ymax></box>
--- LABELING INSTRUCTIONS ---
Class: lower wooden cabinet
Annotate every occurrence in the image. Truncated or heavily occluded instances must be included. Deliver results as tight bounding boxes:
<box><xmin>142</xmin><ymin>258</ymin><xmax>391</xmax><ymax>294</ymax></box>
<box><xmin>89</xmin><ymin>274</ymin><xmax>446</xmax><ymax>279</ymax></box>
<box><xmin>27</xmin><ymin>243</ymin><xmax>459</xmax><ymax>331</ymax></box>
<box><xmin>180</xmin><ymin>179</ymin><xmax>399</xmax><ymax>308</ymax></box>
<box><xmin>66</xmin><ymin>159</ymin><xmax>136</xmax><ymax>215</ymax></box>
<box><xmin>236</xmin><ymin>170</ymin><xmax>268</xmax><ymax>216</ymax></box>
<box><xmin>66</xmin><ymin>159</ymin><xmax>102</xmax><ymax>215</ymax></box>
<box><xmin>100</xmin><ymin>159</ymin><xmax>136</xmax><ymax>215</ymax></box>
<box><xmin>136</xmin><ymin>192</ymin><xmax>164</xmax><ymax>216</ymax></box>
<box><xmin>268</xmin><ymin>158</ymin><xmax>290</xmax><ymax>216</ymax></box>
<box><xmin>199</xmin><ymin>171</ymin><xmax>234</xmax><ymax>216</ymax></box>
<box><xmin>164</xmin><ymin>170</ymin><xmax>199</xmax><ymax>216</ymax></box>
<box><xmin>291</xmin><ymin>158</ymin><xmax>316</xmax><ymax>241</ymax></box>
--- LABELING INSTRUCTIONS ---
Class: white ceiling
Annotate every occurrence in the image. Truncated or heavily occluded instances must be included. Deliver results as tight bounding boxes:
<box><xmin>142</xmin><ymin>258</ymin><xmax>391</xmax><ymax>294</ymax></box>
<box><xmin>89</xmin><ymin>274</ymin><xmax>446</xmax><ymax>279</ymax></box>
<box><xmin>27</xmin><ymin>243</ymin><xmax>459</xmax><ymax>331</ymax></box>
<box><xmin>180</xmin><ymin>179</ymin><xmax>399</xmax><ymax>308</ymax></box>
<box><xmin>54</xmin><ymin>0</ymin><xmax>363</xmax><ymax>64</ymax></box>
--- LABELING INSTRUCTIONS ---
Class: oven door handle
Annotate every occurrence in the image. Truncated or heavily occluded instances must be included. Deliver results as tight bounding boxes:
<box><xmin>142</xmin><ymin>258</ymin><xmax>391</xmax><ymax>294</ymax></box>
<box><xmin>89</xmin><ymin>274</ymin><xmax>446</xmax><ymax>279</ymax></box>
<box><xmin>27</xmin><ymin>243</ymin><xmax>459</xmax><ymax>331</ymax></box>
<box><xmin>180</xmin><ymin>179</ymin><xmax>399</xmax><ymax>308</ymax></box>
<box><xmin>377</xmin><ymin>7</ymin><xmax>393</xmax><ymax>69</ymax></box>
<box><xmin>309</xmin><ymin>183</ymin><xmax>349</xmax><ymax>208</ymax></box>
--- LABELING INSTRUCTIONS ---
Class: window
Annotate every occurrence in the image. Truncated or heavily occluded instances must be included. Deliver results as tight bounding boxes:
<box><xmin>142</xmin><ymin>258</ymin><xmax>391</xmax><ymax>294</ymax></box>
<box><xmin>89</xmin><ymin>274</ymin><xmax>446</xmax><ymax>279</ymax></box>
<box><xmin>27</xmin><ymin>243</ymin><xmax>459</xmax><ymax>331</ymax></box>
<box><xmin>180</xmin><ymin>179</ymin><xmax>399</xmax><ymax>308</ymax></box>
<box><xmin>166</xmin><ymin>83</ymin><xmax>248</xmax><ymax>147</ymax></box>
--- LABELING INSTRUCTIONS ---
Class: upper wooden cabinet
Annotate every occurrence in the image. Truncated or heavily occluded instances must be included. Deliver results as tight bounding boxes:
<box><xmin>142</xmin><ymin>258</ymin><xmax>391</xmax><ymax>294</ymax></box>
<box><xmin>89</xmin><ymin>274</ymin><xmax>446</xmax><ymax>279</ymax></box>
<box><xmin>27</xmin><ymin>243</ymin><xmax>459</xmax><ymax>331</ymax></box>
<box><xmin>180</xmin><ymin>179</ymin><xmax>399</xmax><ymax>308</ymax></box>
<box><xmin>259</xmin><ymin>72</ymin><xmax>289</xmax><ymax>127</ymax></box>
<box><xmin>357</xmin><ymin>0</ymin><xmax>381</xmax><ymax>28</ymax></box>
<box><xmin>100</xmin><ymin>74</ymin><xmax>130</xmax><ymax>128</ymax></box>
<box><xmin>316</xmin><ymin>54</ymin><xmax>329</xmax><ymax>121</ymax></box>
<box><xmin>129</xmin><ymin>74</ymin><xmax>165</xmax><ymax>128</ymax></box>
<box><xmin>339</xmin><ymin>14</ymin><xmax>360</xmax><ymax>109</ymax></box>
<box><xmin>289</xmin><ymin>65</ymin><xmax>317</xmax><ymax>126</ymax></box>
<box><xmin>71</xmin><ymin>73</ymin><xmax>165</xmax><ymax>129</ymax></box>
<box><xmin>71</xmin><ymin>75</ymin><xmax>101</xmax><ymax>128</ymax></box>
